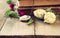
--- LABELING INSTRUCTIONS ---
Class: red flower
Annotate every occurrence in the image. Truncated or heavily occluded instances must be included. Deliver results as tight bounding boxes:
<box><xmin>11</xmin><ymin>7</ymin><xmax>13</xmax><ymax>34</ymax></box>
<box><xmin>19</xmin><ymin>11</ymin><xmax>26</xmax><ymax>16</ymax></box>
<box><xmin>9</xmin><ymin>3</ymin><xmax>15</xmax><ymax>11</ymax></box>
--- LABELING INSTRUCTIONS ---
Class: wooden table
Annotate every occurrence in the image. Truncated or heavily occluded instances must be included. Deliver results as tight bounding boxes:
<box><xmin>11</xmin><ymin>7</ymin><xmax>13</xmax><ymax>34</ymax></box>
<box><xmin>0</xmin><ymin>17</ymin><xmax>60</xmax><ymax>35</ymax></box>
<box><xmin>0</xmin><ymin>18</ymin><xmax>34</xmax><ymax>35</ymax></box>
<box><xmin>0</xmin><ymin>0</ymin><xmax>60</xmax><ymax>38</ymax></box>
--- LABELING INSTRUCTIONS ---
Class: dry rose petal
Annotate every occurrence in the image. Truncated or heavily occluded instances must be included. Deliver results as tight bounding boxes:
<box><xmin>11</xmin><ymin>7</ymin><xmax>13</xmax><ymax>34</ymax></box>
<box><xmin>18</xmin><ymin>11</ymin><xmax>26</xmax><ymax>16</ymax></box>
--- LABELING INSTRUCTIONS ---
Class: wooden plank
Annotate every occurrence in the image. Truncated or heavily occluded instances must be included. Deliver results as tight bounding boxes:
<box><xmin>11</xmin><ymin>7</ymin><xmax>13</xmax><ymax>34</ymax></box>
<box><xmin>34</xmin><ymin>0</ymin><xmax>60</xmax><ymax>6</ymax></box>
<box><xmin>18</xmin><ymin>0</ymin><xmax>60</xmax><ymax>6</ymax></box>
<box><xmin>0</xmin><ymin>0</ymin><xmax>9</xmax><ymax>30</ymax></box>
<box><xmin>0</xmin><ymin>18</ymin><xmax>34</xmax><ymax>35</ymax></box>
<box><xmin>0</xmin><ymin>15</ymin><xmax>6</xmax><ymax>30</ymax></box>
<box><xmin>0</xmin><ymin>18</ymin><xmax>18</xmax><ymax>35</ymax></box>
<box><xmin>19</xmin><ymin>1</ymin><xmax>33</xmax><ymax>6</ymax></box>
<box><xmin>35</xmin><ymin>18</ymin><xmax>60</xmax><ymax>36</ymax></box>
<box><xmin>12</xmin><ymin>21</ymin><xmax>34</xmax><ymax>35</ymax></box>
<box><xmin>0</xmin><ymin>0</ymin><xmax>34</xmax><ymax>35</ymax></box>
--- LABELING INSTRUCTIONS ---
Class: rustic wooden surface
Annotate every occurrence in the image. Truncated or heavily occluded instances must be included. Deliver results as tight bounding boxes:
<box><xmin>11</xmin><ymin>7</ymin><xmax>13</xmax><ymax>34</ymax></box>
<box><xmin>19</xmin><ymin>0</ymin><xmax>60</xmax><ymax>6</ymax></box>
<box><xmin>0</xmin><ymin>0</ymin><xmax>34</xmax><ymax>35</ymax></box>
<box><xmin>0</xmin><ymin>0</ymin><xmax>60</xmax><ymax>36</ymax></box>
<box><xmin>0</xmin><ymin>18</ymin><xmax>34</xmax><ymax>35</ymax></box>
<box><xmin>35</xmin><ymin>18</ymin><xmax>60</xmax><ymax>36</ymax></box>
<box><xmin>0</xmin><ymin>0</ymin><xmax>9</xmax><ymax>30</ymax></box>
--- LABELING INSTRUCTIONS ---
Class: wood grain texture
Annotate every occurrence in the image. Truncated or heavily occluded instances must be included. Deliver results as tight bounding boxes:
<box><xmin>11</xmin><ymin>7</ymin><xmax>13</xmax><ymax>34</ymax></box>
<box><xmin>19</xmin><ymin>1</ymin><xmax>33</xmax><ymax>6</ymax></box>
<box><xmin>0</xmin><ymin>18</ymin><xmax>34</xmax><ymax>35</ymax></box>
<box><xmin>0</xmin><ymin>0</ymin><xmax>9</xmax><ymax>30</ymax></box>
<box><xmin>34</xmin><ymin>0</ymin><xmax>60</xmax><ymax>6</ymax></box>
<box><xmin>0</xmin><ymin>18</ymin><xmax>18</xmax><ymax>35</ymax></box>
<box><xmin>35</xmin><ymin>18</ymin><xmax>60</xmax><ymax>36</ymax></box>
<box><xmin>0</xmin><ymin>0</ymin><xmax>60</xmax><ymax>37</ymax></box>
<box><xmin>18</xmin><ymin>0</ymin><xmax>60</xmax><ymax>6</ymax></box>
